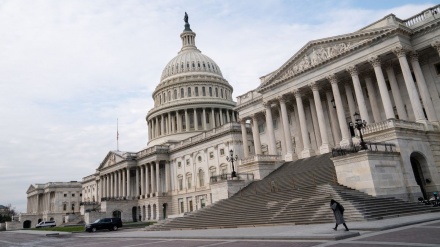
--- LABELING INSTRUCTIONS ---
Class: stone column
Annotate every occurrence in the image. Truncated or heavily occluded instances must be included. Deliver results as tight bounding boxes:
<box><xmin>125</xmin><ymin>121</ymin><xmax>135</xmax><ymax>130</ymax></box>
<box><xmin>347</xmin><ymin>65</ymin><xmax>371</xmax><ymax>124</ymax></box>
<box><xmin>203</xmin><ymin>108</ymin><xmax>207</xmax><ymax>130</ymax></box>
<box><xmin>278</xmin><ymin>96</ymin><xmax>293</xmax><ymax>160</ymax></box>
<box><xmin>194</xmin><ymin>109</ymin><xmax>199</xmax><ymax>130</ymax></box>
<box><xmin>135</xmin><ymin>168</ymin><xmax>139</xmax><ymax>197</ymax></box>
<box><xmin>211</xmin><ymin>108</ymin><xmax>216</xmax><ymax>128</ymax></box>
<box><xmin>294</xmin><ymin>89</ymin><xmax>314</xmax><ymax>158</ymax></box>
<box><xmin>117</xmin><ymin>170</ymin><xmax>121</xmax><ymax>197</ymax></box>
<box><xmin>168</xmin><ymin>113</ymin><xmax>172</xmax><ymax>133</ymax></box>
<box><xmin>369</xmin><ymin>56</ymin><xmax>395</xmax><ymax>120</ymax></box>
<box><xmin>126</xmin><ymin>169</ymin><xmax>131</xmax><ymax>197</ymax></box>
<box><xmin>145</xmin><ymin>164</ymin><xmax>150</xmax><ymax>196</ymax></box>
<box><xmin>156</xmin><ymin>161</ymin><xmax>161</xmax><ymax>195</ymax></box>
<box><xmin>150</xmin><ymin>163</ymin><xmax>155</xmax><ymax>197</ymax></box>
<box><xmin>122</xmin><ymin>170</ymin><xmax>126</xmax><ymax>197</ymax></box>
<box><xmin>165</xmin><ymin>161</ymin><xmax>170</xmax><ymax>193</ymax></box>
<box><xmin>364</xmin><ymin>74</ymin><xmax>381</xmax><ymax>123</ymax></box>
<box><xmin>155</xmin><ymin>117</ymin><xmax>159</xmax><ymax>137</ymax></box>
<box><xmin>385</xmin><ymin>64</ymin><xmax>407</xmax><ymax>120</ymax></box>
<box><xmin>185</xmin><ymin>110</ymin><xmax>189</xmax><ymax>131</ymax></box>
<box><xmin>240</xmin><ymin>119</ymin><xmax>249</xmax><ymax>158</ymax></box>
<box><xmin>220</xmin><ymin>109</ymin><xmax>224</xmax><ymax>125</ymax></box>
<box><xmin>310</xmin><ymin>82</ymin><xmax>331</xmax><ymax>153</ymax></box>
<box><xmin>106</xmin><ymin>175</ymin><xmax>109</xmax><ymax>198</ymax></box>
<box><xmin>263</xmin><ymin>101</ymin><xmax>277</xmax><ymax>155</ymax></box>
<box><xmin>160</xmin><ymin>115</ymin><xmax>164</xmax><ymax>135</ymax></box>
<box><xmin>393</xmin><ymin>45</ymin><xmax>428</xmax><ymax>124</ymax></box>
<box><xmin>325</xmin><ymin>91</ymin><xmax>341</xmax><ymax>145</ymax></box>
<box><xmin>327</xmin><ymin>74</ymin><xmax>352</xmax><ymax>146</ymax></box>
<box><xmin>232</xmin><ymin>111</ymin><xmax>236</xmax><ymax>122</ymax></box>
<box><xmin>411</xmin><ymin>52</ymin><xmax>438</xmax><ymax>124</ymax></box>
<box><xmin>251</xmin><ymin>114</ymin><xmax>262</xmax><ymax>155</ymax></box>
<box><xmin>140</xmin><ymin>166</ymin><xmax>144</xmax><ymax>198</ymax></box>
<box><xmin>308</xmin><ymin>96</ymin><xmax>321</xmax><ymax>148</ymax></box>
<box><xmin>177</xmin><ymin>111</ymin><xmax>182</xmax><ymax>132</ymax></box>
<box><xmin>148</xmin><ymin>121</ymin><xmax>151</xmax><ymax>140</ymax></box>
<box><xmin>344</xmin><ymin>83</ymin><xmax>356</xmax><ymax>123</ymax></box>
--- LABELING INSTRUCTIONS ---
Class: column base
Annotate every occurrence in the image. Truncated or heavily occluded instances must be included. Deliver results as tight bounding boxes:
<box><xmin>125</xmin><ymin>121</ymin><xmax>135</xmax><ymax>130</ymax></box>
<box><xmin>416</xmin><ymin>119</ymin><xmax>434</xmax><ymax>131</ymax></box>
<box><xmin>319</xmin><ymin>144</ymin><xmax>331</xmax><ymax>154</ymax></box>
<box><xmin>284</xmin><ymin>153</ymin><xmax>297</xmax><ymax>162</ymax></box>
<box><xmin>301</xmin><ymin>149</ymin><xmax>315</xmax><ymax>158</ymax></box>
<box><xmin>339</xmin><ymin>138</ymin><xmax>352</xmax><ymax>147</ymax></box>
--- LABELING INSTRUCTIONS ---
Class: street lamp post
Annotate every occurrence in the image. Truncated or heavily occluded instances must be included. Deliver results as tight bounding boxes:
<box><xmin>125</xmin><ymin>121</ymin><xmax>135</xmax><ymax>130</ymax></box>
<box><xmin>351</xmin><ymin>112</ymin><xmax>367</xmax><ymax>150</ymax></box>
<box><xmin>226</xmin><ymin>149</ymin><xmax>238</xmax><ymax>178</ymax></box>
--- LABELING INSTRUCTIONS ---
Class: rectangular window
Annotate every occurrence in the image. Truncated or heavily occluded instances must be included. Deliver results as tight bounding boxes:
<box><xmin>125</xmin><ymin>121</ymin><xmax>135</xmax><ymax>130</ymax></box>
<box><xmin>258</xmin><ymin>123</ymin><xmax>265</xmax><ymax>133</ymax></box>
<box><xmin>220</xmin><ymin>149</ymin><xmax>224</xmax><ymax>156</ymax></box>
<box><xmin>63</xmin><ymin>204</ymin><xmax>67</xmax><ymax>211</ymax></box>
<box><xmin>178</xmin><ymin>161</ymin><xmax>182</xmax><ymax>168</ymax></box>
<box><xmin>72</xmin><ymin>193</ymin><xmax>75</xmax><ymax>197</ymax></box>
<box><xmin>179</xmin><ymin>178</ymin><xmax>183</xmax><ymax>190</ymax></box>
<box><xmin>186</xmin><ymin>159</ymin><xmax>190</xmax><ymax>166</ymax></box>
<box><xmin>71</xmin><ymin>203</ymin><xmax>75</xmax><ymax>211</ymax></box>
<box><xmin>209</xmin><ymin>152</ymin><xmax>214</xmax><ymax>159</ymax></box>
<box><xmin>187</xmin><ymin>178</ymin><xmax>192</xmax><ymax>189</ymax></box>
<box><xmin>64</xmin><ymin>194</ymin><xmax>67</xmax><ymax>197</ymax></box>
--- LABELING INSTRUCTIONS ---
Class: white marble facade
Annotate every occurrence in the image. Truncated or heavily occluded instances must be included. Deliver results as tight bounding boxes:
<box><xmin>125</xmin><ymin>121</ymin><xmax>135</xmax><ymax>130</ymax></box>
<box><xmin>79</xmin><ymin>5</ymin><xmax>440</xmax><ymax>222</ymax></box>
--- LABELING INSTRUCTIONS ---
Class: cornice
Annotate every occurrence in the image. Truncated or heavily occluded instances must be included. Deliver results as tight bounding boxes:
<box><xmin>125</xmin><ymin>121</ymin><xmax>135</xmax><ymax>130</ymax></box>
<box><xmin>234</xmin><ymin>95</ymin><xmax>263</xmax><ymax>112</ymax></box>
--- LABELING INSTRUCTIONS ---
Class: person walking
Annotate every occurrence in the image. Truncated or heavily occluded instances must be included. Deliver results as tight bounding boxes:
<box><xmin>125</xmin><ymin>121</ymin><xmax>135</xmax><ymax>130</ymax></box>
<box><xmin>330</xmin><ymin>199</ymin><xmax>349</xmax><ymax>231</ymax></box>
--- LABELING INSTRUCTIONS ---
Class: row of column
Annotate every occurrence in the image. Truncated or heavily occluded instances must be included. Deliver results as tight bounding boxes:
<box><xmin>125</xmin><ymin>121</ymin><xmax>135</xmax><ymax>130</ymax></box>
<box><xmin>148</xmin><ymin>108</ymin><xmax>237</xmax><ymax>139</ymax></box>
<box><xmin>99</xmin><ymin>161</ymin><xmax>172</xmax><ymax>199</ymax></box>
<box><xmin>240</xmin><ymin>44</ymin><xmax>439</xmax><ymax>159</ymax></box>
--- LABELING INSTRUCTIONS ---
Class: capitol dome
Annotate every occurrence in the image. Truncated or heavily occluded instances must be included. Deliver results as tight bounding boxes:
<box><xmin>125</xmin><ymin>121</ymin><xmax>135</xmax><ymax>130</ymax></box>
<box><xmin>146</xmin><ymin>13</ymin><xmax>237</xmax><ymax>146</ymax></box>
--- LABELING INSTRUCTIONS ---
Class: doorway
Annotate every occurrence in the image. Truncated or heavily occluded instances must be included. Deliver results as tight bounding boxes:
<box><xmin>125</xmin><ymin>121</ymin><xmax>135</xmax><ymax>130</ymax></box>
<box><xmin>410</xmin><ymin>153</ymin><xmax>428</xmax><ymax>199</ymax></box>
<box><xmin>162</xmin><ymin>203</ymin><xmax>167</xmax><ymax>219</ymax></box>
<box><xmin>23</xmin><ymin>220</ymin><xmax>31</xmax><ymax>228</ymax></box>
<box><xmin>131</xmin><ymin>207</ymin><xmax>137</xmax><ymax>222</ymax></box>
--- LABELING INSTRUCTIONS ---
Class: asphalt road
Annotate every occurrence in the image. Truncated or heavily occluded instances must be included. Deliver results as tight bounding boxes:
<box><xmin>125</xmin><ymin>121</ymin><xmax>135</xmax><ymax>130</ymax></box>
<box><xmin>1</xmin><ymin>220</ymin><xmax>440</xmax><ymax>247</ymax></box>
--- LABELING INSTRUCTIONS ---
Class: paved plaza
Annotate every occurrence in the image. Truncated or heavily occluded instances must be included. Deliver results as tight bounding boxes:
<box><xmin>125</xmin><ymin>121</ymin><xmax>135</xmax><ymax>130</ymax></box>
<box><xmin>1</xmin><ymin>213</ymin><xmax>440</xmax><ymax>246</ymax></box>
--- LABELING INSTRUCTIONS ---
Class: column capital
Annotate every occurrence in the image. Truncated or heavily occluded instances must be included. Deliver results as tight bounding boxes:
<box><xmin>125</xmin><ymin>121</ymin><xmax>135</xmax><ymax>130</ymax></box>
<box><xmin>326</xmin><ymin>74</ymin><xmax>338</xmax><ymax>84</ymax></box>
<box><xmin>276</xmin><ymin>95</ymin><xmax>287</xmax><ymax>103</ymax></box>
<box><xmin>392</xmin><ymin>45</ymin><xmax>411</xmax><ymax>58</ymax></box>
<box><xmin>431</xmin><ymin>40</ymin><xmax>440</xmax><ymax>50</ymax></box>
<box><xmin>251</xmin><ymin>113</ymin><xmax>260</xmax><ymax>121</ymax></box>
<box><xmin>409</xmin><ymin>52</ymin><xmax>419</xmax><ymax>62</ymax></box>
<box><xmin>368</xmin><ymin>56</ymin><xmax>381</xmax><ymax>67</ymax></box>
<box><xmin>346</xmin><ymin>65</ymin><xmax>359</xmax><ymax>77</ymax></box>
<box><xmin>262</xmin><ymin>101</ymin><xmax>271</xmax><ymax>109</ymax></box>
<box><xmin>309</xmin><ymin>81</ymin><xmax>321</xmax><ymax>91</ymax></box>
<box><xmin>239</xmin><ymin>118</ymin><xmax>247</xmax><ymax>124</ymax></box>
<box><xmin>292</xmin><ymin>89</ymin><xmax>302</xmax><ymax>98</ymax></box>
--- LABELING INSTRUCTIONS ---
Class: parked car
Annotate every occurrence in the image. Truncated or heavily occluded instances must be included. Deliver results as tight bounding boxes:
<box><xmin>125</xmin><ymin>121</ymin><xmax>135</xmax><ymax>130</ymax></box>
<box><xmin>85</xmin><ymin>218</ymin><xmax>122</xmax><ymax>232</ymax></box>
<box><xmin>36</xmin><ymin>221</ymin><xmax>56</xmax><ymax>228</ymax></box>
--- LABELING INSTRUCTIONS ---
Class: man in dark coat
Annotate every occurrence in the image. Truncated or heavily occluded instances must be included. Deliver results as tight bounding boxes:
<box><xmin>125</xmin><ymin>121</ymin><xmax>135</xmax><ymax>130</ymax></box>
<box><xmin>330</xmin><ymin>199</ymin><xmax>349</xmax><ymax>231</ymax></box>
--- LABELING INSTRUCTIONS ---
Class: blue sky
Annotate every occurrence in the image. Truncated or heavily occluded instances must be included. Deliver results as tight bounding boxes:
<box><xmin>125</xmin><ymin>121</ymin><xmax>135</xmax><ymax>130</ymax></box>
<box><xmin>0</xmin><ymin>0</ymin><xmax>435</xmax><ymax>213</ymax></box>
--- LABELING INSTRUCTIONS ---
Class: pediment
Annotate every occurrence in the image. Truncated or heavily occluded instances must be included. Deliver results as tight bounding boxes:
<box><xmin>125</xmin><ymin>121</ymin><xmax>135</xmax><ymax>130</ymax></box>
<box><xmin>258</xmin><ymin>27</ymin><xmax>395</xmax><ymax>91</ymax></box>
<box><xmin>26</xmin><ymin>184</ymin><xmax>36</xmax><ymax>194</ymax></box>
<box><xmin>98</xmin><ymin>151</ymin><xmax>125</xmax><ymax>170</ymax></box>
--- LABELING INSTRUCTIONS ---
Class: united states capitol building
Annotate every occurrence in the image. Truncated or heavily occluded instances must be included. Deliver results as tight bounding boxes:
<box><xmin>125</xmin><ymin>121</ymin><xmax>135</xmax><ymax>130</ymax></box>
<box><xmin>20</xmin><ymin>5</ymin><xmax>440</xmax><ymax>227</ymax></box>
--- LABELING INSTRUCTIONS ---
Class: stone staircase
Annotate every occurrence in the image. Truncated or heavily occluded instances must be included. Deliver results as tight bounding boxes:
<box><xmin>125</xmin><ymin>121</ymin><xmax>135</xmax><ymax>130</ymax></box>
<box><xmin>146</xmin><ymin>153</ymin><xmax>439</xmax><ymax>231</ymax></box>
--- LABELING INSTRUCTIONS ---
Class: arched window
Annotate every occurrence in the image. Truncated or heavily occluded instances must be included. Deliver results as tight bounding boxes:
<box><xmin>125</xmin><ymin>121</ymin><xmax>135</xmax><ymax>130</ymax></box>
<box><xmin>215</xmin><ymin>88</ymin><xmax>218</xmax><ymax>97</ymax></box>
<box><xmin>187</xmin><ymin>87</ymin><xmax>192</xmax><ymax>97</ymax></box>
<box><xmin>159</xmin><ymin>95</ymin><xmax>162</xmax><ymax>104</ymax></box>
<box><xmin>198</xmin><ymin>169</ymin><xmax>205</xmax><ymax>187</ymax></box>
<box><xmin>195</xmin><ymin>87</ymin><xmax>199</xmax><ymax>96</ymax></box>
<box><xmin>221</xmin><ymin>89</ymin><xmax>223</xmax><ymax>98</ymax></box>
<box><xmin>177</xmin><ymin>175</ymin><xmax>183</xmax><ymax>191</ymax></box>
<box><xmin>163</xmin><ymin>93</ymin><xmax>166</xmax><ymax>102</ymax></box>
<box><xmin>225</xmin><ymin>90</ymin><xmax>228</xmax><ymax>99</ymax></box>
<box><xmin>181</xmin><ymin>88</ymin><xmax>184</xmax><ymax>98</ymax></box>
<box><xmin>168</xmin><ymin>91</ymin><xmax>171</xmax><ymax>101</ymax></box>
<box><xmin>174</xmin><ymin>89</ymin><xmax>177</xmax><ymax>99</ymax></box>
<box><xmin>209</xmin><ymin>87</ymin><xmax>212</xmax><ymax>96</ymax></box>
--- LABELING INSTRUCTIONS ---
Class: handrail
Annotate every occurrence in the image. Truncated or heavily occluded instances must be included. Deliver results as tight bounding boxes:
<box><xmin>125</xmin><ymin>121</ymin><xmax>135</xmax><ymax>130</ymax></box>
<box><xmin>210</xmin><ymin>173</ymin><xmax>254</xmax><ymax>183</ymax></box>
<box><xmin>331</xmin><ymin>141</ymin><xmax>397</xmax><ymax>158</ymax></box>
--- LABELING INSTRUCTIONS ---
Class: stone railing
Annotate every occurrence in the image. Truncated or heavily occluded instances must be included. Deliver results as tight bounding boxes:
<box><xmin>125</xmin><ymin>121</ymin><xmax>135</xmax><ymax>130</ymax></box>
<box><xmin>241</xmin><ymin>154</ymin><xmax>283</xmax><ymax>165</ymax></box>
<box><xmin>402</xmin><ymin>4</ymin><xmax>440</xmax><ymax>27</ymax></box>
<box><xmin>363</xmin><ymin>119</ymin><xmax>425</xmax><ymax>135</ymax></box>
<box><xmin>137</xmin><ymin>145</ymin><xmax>169</xmax><ymax>158</ymax></box>
<box><xmin>169</xmin><ymin>122</ymin><xmax>241</xmax><ymax>150</ymax></box>
<box><xmin>331</xmin><ymin>142</ymin><xmax>397</xmax><ymax>158</ymax></box>
<box><xmin>210</xmin><ymin>173</ymin><xmax>254</xmax><ymax>184</ymax></box>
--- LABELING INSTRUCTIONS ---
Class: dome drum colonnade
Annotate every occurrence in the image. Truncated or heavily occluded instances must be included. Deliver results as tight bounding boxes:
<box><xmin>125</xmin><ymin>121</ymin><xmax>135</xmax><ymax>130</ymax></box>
<box><xmin>239</xmin><ymin>43</ymin><xmax>440</xmax><ymax>161</ymax></box>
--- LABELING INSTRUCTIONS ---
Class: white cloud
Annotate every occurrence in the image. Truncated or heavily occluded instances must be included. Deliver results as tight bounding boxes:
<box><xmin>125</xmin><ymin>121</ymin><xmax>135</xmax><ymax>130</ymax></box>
<box><xmin>0</xmin><ymin>0</ymin><xmax>434</xmax><ymax>212</ymax></box>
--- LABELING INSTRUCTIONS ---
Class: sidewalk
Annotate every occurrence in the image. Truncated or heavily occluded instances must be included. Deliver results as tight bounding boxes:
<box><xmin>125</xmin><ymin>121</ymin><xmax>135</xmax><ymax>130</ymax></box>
<box><xmin>11</xmin><ymin>212</ymin><xmax>440</xmax><ymax>241</ymax></box>
<box><xmin>75</xmin><ymin>212</ymin><xmax>440</xmax><ymax>241</ymax></box>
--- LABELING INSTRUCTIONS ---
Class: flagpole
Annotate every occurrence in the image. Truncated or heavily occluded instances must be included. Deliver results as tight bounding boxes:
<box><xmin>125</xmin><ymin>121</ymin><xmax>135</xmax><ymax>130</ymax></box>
<box><xmin>117</xmin><ymin>118</ymin><xmax>119</xmax><ymax>151</ymax></box>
